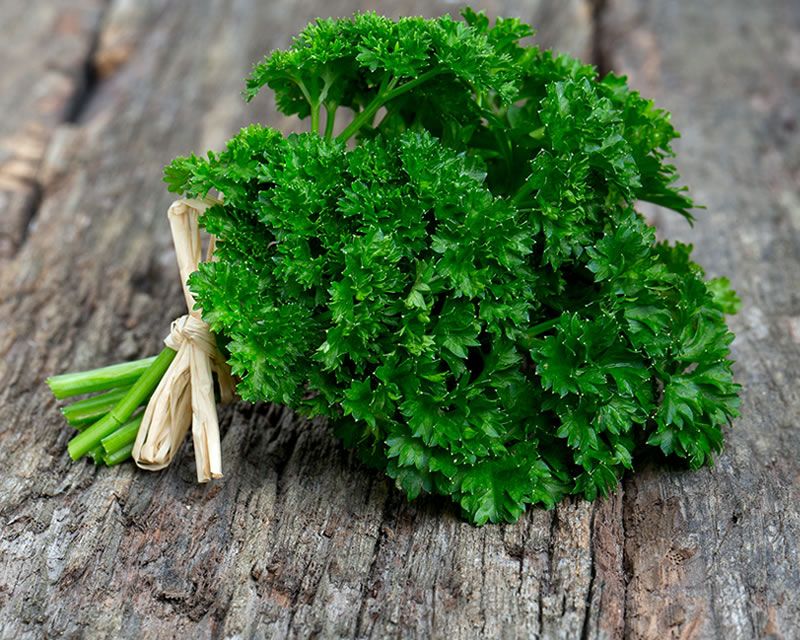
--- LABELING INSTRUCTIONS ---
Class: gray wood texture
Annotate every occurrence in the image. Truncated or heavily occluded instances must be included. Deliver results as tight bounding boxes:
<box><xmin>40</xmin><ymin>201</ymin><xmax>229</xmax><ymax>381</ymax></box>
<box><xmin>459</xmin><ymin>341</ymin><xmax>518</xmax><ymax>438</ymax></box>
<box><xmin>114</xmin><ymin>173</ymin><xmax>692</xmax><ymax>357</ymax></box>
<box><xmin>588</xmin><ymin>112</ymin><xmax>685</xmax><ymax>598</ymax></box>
<box><xmin>0</xmin><ymin>0</ymin><xmax>796</xmax><ymax>638</ymax></box>
<box><xmin>603</xmin><ymin>1</ymin><xmax>800</xmax><ymax>637</ymax></box>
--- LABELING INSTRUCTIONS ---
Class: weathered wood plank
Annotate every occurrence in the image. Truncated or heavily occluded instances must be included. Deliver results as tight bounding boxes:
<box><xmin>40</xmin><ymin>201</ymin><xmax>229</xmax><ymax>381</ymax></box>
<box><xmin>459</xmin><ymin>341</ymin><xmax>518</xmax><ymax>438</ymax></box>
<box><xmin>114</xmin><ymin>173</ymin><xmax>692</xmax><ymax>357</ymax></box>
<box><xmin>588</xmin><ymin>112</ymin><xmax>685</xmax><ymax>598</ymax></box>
<box><xmin>603</xmin><ymin>0</ymin><xmax>800</xmax><ymax>637</ymax></box>
<box><xmin>0</xmin><ymin>0</ymin><xmax>105</xmax><ymax>259</ymax></box>
<box><xmin>6</xmin><ymin>0</ymin><xmax>796</xmax><ymax>638</ymax></box>
<box><xmin>0</xmin><ymin>2</ymin><xmax>618</xmax><ymax>639</ymax></box>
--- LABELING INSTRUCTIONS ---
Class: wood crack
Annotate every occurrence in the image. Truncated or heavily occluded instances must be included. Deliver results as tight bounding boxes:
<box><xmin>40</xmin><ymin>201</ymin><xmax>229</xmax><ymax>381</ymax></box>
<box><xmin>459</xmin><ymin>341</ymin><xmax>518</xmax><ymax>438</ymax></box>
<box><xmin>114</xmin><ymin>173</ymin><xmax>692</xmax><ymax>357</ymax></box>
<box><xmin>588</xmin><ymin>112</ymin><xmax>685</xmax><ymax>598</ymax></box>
<box><xmin>590</xmin><ymin>0</ymin><xmax>611</xmax><ymax>76</ymax></box>
<box><xmin>1</xmin><ymin>0</ymin><xmax>113</xmax><ymax>259</ymax></box>
<box><xmin>353</xmin><ymin>482</ymin><xmax>392</xmax><ymax>640</ymax></box>
<box><xmin>538</xmin><ymin>510</ymin><xmax>558</xmax><ymax>636</ymax></box>
<box><xmin>621</xmin><ymin>482</ymin><xmax>637</xmax><ymax>640</ymax></box>
<box><xmin>64</xmin><ymin>0</ymin><xmax>111</xmax><ymax>124</ymax></box>
<box><xmin>580</xmin><ymin>506</ymin><xmax>598</xmax><ymax>640</ymax></box>
<box><xmin>517</xmin><ymin>513</ymin><xmax>530</xmax><ymax>596</ymax></box>
<box><xmin>479</xmin><ymin>534</ymin><xmax>488</xmax><ymax>636</ymax></box>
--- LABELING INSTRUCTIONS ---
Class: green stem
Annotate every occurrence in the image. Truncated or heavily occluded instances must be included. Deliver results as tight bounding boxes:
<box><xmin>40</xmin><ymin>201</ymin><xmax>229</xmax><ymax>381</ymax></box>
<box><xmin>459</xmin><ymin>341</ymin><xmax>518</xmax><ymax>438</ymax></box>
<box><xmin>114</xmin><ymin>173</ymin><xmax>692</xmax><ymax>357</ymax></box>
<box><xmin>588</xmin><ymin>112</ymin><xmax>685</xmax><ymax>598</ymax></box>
<box><xmin>528</xmin><ymin>317</ymin><xmax>561</xmax><ymax>336</ymax></box>
<box><xmin>518</xmin><ymin>317</ymin><xmax>562</xmax><ymax>350</ymax></box>
<box><xmin>101</xmin><ymin>414</ymin><xmax>144</xmax><ymax>455</ymax></box>
<box><xmin>337</xmin><ymin>68</ymin><xmax>443</xmax><ymax>143</ymax></box>
<box><xmin>337</xmin><ymin>94</ymin><xmax>384</xmax><ymax>143</ymax></box>
<box><xmin>88</xmin><ymin>445</ymin><xmax>106</xmax><ymax>466</ymax></box>
<box><xmin>311</xmin><ymin>102</ymin><xmax>321</xmax><ymax>134</ymax></box>
<box><xmin>324</xmin><ymin>104</ymin><xmax>337</xmax><ymax>139</ymax></box>
<box><xmin>68</xmin><ymin>347</ymin><xmax>176</xmax><ymax>460</ymax></box>
<box><xmin>511</xmin><ymin>178</ymin><xmax>535</xmax><ymax>206</ymax></box>
<box><xmin>62</xmin><ymin>386</ymin><xmax>133</xmax><ymax>427</ymax></box>
<box><xmin>104</xmin><ymin>443</ymin><xmax>134</xmax><ymax>466</ymax></box>
<box><xmin>47</xmin><ymin>356</ymin><xmax>157</xmax><ymax>399</ymax></box>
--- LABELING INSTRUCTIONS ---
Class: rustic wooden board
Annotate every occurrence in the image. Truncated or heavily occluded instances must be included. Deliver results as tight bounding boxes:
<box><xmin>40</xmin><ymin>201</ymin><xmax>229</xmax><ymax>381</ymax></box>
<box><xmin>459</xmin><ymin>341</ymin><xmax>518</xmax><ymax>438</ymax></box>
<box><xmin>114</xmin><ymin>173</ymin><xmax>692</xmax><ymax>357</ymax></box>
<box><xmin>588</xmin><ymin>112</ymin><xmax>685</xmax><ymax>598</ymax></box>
<box><xmin>0</xmin><ymin>0</ymin><xmax>105</xmax><ymax>258</ymax></box>
<box><xmin>603</xmin><ymin>0</ymin><xmax>800</xmax><ymax>637</ymax></box>
<box><xmin>0</xmin><ymin>0</ymin><xmax>796</xmax><ymax>638</ymax></box>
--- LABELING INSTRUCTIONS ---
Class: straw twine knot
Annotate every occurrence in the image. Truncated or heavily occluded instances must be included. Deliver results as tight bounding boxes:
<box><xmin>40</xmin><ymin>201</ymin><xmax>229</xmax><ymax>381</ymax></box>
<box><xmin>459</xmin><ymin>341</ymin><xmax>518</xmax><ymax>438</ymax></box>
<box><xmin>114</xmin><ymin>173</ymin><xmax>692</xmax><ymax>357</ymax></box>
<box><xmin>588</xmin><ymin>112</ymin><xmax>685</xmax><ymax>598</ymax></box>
<box><xmin>132</xmin><ymin>199</ymin><xmax>235</xmax><ymax>482</ymax></box>
<box><xmin>165</xmin><ymin>315</ymin><xmax>216</xmax><ymax>354</ymax></box>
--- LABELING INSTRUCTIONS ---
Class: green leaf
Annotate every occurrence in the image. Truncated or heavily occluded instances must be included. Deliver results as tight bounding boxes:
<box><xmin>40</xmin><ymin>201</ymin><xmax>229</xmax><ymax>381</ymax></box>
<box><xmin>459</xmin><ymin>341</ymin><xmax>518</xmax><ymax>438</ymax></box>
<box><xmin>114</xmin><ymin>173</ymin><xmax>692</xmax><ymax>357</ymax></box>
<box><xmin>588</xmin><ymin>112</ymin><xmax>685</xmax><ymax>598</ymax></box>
<box><xmin>162</xmin><ymin>10</ymin><xmax>740</xmax><ymax>526</ymax></box>
<box><xmin>707</xmin><ymin>277</ymin><xmax>741</xmax><ymax>314</ymax></box>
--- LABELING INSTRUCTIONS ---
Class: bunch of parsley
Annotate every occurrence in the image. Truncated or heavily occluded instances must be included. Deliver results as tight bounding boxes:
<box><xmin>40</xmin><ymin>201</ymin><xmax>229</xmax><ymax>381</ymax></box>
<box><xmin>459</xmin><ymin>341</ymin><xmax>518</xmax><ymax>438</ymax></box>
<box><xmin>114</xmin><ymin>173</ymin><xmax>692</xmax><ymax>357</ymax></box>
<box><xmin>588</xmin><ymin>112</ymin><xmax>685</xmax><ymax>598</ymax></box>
<box><xmin>163</xmin><ymin>10</ymin><xmax>740</xmax><ymax>525</ymax></box>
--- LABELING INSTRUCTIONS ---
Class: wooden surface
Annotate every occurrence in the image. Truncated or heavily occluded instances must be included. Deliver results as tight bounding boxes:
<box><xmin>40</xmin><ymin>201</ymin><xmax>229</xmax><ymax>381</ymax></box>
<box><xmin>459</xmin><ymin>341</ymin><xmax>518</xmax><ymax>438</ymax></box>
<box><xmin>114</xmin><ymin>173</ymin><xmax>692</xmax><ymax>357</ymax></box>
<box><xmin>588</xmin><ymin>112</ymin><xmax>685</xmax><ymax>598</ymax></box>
<box><xmin>0</xmin><ymin>0</ymin><xmax>797</xmax><ymax>638</ymax></box>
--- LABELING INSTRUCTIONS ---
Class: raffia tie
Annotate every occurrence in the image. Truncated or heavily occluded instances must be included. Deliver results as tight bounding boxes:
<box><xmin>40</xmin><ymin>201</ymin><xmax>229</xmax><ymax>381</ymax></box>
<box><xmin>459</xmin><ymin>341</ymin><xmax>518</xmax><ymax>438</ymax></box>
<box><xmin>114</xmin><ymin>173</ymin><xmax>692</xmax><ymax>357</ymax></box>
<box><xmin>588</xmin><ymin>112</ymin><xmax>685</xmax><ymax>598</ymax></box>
<box><xmin>132</xmin><ymin>198</ymin><xmax>235</xmax><ymax>482</ymax></box>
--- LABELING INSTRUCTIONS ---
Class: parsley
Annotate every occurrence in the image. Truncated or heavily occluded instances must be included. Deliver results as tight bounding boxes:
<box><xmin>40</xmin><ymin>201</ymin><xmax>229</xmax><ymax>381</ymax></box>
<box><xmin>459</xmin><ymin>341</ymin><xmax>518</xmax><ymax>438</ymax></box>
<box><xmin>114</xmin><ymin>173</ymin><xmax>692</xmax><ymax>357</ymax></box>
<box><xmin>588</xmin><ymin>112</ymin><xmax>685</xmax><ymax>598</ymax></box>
<box><xmin>66</xmin><ymin>10</ymin><xmax>742</xmax><ymax>525</ymax></box>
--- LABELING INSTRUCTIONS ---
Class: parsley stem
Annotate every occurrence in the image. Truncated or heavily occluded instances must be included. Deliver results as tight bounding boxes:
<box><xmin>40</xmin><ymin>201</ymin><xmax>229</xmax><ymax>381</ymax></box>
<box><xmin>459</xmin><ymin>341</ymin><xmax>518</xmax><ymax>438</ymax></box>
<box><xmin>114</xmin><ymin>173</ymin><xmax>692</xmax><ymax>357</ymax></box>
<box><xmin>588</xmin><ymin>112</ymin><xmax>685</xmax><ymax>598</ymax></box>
<box><xmin>67</xmin><ymin>347</ymin><xmax>176</xmax><ymax>460</ymax></box>
<box><xmin>88</xmin><ymin>445</ymin><xmax>106</xmax><ymax>465</ymax></box>
<box><xmin>104</xmin><ymin>443</ymin><xmax>134</xmax><ymax>466</ymax></box>
<box><xmin>338</xmin><ymin>85</ymin><xmax>391</xmax><ymax>142</ymax></box>
<box><xmin>61</xmin><ymin>386</ymin><xmax>134</xmax><ymax>427</ymax></box>
<box><xmin>519</xmin><ymin>317</ymin><xmax>562</xmax><ymax>349</ymax></box>
<box><xmin>311</xmin><ymin>102</ymin><xmax>321</xmax><ymax>134</ymax></box>
<box><xmin>519</xmin><ymin>316</ymin><xmax>561</xmax><ymax>349</ymax></box>
<box><xmin>528</xmin><ymin>317</ymin><xmax>560</xmax><ymax>336</ymax></box>
<box><xmin>511</xmin><ymin>179</ymin><xmax>536</xmax><ymax>206</ymax></box>
<box><xmin>337</xmin><ymin>68</ymin><xmax>445</xmax><ymax>142</ymax></box>
<box><xmin>324</xmin><ymin>104</ymin><xmax>337</xmax><ymax>139</ymax></box>
<box><xmin>47</xmin><ymin>356</ymin><xmax>157</xmax><ymax>399</ymax></box>
<box><xmin>101</xmin><ymin>413</ymin><xmax>144</xmax><ymax>455</ymax></box>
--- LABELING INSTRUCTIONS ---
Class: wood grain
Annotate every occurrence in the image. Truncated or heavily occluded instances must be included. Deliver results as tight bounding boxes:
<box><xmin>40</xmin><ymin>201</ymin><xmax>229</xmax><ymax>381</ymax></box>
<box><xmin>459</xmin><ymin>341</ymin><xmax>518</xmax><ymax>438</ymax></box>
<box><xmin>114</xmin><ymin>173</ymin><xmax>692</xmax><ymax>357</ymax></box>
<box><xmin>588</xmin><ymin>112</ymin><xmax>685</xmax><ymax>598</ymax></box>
<box><xmin>0</xmin><ymin>1</ymin><xmax>105</xmax><ymax>258</ymax></box>
<box><xmin>0</xmin><ymin>2</ymin><xmax>607</xmax><ymax>639</ymax></box>
<box><xmin>603</xmin><ymin>0</ymin><xmax>800</xmax><ymax>637</ymax></box>
<box><xmin>0</xmin><ymin>0</ymin><xmax>797</xmax><ymax>638</ymax></box>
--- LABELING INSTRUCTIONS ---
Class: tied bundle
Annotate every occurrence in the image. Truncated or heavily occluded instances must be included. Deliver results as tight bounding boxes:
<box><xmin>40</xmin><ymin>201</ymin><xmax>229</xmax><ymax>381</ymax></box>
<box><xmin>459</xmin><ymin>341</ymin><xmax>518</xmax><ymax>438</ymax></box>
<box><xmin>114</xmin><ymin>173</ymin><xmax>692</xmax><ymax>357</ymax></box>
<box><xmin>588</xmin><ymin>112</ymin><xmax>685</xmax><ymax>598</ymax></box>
<box><xmin>47</xmin><ymin>11</ymin><xmax>740</xmax><ymax>525</ymax></box>
<box><xmin>133</xmin><ymin>199</ymin><xmax>236</xmax><ymax>481</ymax></box>
<box><xmin>48</xmin><ymin>199</ymin><xmax>235</xmax><ymax>481</ymax></box>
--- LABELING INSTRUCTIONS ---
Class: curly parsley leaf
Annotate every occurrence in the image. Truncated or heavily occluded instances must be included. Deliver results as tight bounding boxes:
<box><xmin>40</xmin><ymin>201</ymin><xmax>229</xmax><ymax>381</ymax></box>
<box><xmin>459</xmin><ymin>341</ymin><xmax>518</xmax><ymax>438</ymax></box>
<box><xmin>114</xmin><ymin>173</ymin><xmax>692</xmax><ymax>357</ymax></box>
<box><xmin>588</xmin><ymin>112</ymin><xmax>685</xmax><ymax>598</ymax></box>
<box><xmin>164</xmin><ymin>10</ymin><xmax>740</xmax><ymax>525</ymax></box>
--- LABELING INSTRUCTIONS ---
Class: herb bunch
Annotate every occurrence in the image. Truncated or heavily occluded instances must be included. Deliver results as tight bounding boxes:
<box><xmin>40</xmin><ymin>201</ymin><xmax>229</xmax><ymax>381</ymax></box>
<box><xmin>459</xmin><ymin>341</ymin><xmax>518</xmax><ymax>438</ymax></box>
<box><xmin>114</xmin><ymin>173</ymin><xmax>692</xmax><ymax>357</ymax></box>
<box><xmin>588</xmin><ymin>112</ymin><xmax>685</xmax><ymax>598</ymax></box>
<box><xmin>55</xmin><ymin>10</ymin><xmax>740</xmax><ymax>524</ymax></box>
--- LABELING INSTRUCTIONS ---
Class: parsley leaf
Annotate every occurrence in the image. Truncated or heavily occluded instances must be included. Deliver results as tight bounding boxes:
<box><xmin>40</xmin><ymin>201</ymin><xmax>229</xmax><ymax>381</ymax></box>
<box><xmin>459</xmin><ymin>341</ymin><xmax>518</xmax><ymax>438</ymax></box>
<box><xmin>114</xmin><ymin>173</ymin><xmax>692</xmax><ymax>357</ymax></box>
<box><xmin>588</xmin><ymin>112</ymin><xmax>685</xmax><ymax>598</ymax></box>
<box><xmin>164</xmin><ymin>10</ymin><xmax>740</xmax><ymax>525</ymax></box>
